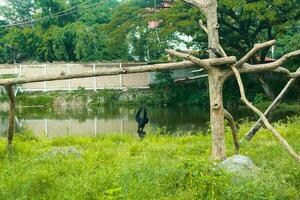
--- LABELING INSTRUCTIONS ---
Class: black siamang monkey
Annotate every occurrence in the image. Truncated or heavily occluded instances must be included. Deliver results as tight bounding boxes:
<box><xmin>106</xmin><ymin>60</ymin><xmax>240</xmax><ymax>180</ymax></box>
<box><xmin>135</xmin><ymin>108</ymin><xmax>149</xmax><ymax>138</ymax></box>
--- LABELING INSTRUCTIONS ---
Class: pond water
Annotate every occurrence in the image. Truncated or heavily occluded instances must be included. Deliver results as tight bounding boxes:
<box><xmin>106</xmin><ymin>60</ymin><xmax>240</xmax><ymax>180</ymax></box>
<box><xmin>0</xmin><ymin>105</ymin><xmax>298</xmax><ymax>138</ymax></box>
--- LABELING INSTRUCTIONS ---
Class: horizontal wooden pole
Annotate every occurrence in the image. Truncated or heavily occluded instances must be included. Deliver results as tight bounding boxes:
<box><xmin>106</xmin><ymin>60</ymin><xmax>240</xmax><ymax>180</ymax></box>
<box><xmin>0</xmin><ymin>61</ymin><xmax>196</xmax><ymax>86</ymax></box>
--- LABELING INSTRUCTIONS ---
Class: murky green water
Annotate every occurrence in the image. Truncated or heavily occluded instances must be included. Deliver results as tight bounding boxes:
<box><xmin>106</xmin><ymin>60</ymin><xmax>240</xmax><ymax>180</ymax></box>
<box><xmin>0</xmin><ymin>105</ymin><xmax>298</xmax><ymax>138</ymax></box>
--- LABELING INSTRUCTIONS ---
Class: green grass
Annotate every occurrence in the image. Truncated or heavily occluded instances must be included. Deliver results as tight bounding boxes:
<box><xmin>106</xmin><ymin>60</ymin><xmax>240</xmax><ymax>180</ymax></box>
<box><xmin>0</xmin><ymin>117</ymin><xmax>299</xmax><ymax>200</ymax></box>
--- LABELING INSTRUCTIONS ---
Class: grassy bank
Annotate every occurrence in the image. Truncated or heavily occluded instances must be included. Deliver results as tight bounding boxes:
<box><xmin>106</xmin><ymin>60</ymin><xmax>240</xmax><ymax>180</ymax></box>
<box><xmin>0</xmin><ymin>117</ymin><xmax>299</xmax><ymax>200</ymax></box>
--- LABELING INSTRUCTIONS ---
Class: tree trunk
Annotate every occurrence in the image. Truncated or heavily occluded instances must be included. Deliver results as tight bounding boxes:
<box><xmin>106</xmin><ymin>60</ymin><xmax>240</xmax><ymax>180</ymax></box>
<box><xmin>206</xmin><ymin>0</ymin><xmax>220</xmax><ymax>58</ymax></box>
<box><xmin>205</xmin><ymin>0</ymin><xmax>226</xmax><ymax>160</ymax></box>
<box><xmin>5</xmin><ymin>85</ymin><xmax>15</xmax><ymax>146</ymax></box>
<box><xmin>208</xmin><ymin>72</ymin><xmax>226</xmax><ymax>160</ymax></box>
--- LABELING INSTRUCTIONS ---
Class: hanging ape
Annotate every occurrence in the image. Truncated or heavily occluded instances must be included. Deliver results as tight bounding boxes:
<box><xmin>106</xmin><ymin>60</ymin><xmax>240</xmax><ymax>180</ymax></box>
<box><xmin>135</xmin><ymin>108</ymin><xmax>149</xmax><ymax>138</ymax></box>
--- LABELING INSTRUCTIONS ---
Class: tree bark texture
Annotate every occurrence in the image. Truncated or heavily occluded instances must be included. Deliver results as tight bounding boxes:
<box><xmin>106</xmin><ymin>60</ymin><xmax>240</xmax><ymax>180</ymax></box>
<box><xmin>5</xmin><ymin>85</ymin><xmax>15</xmax><ymax>146</ymax></box>
<box><xmin>208</xmin><ymin>72</ymin><xmax>226</xmax><ymax>160</ymax></box>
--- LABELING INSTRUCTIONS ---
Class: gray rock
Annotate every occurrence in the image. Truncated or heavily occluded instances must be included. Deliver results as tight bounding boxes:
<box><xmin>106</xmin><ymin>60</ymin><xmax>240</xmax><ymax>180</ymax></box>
<box><xmin>47</xmin><ymin>146</ymin><xmax>81</xmax><ymax>158</ymax></box>
<box><xmin>221</xmin><ymin>155</ymin><xmax>257</xmax><ymax>173</ymax></box>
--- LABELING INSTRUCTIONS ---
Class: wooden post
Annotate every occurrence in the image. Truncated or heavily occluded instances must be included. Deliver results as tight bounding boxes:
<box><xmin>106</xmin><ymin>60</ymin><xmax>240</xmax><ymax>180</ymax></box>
<box><xmin>5</xmin><ymin>85</ymin><xmax>15</xmax><ymax>145</ymax></box>
<box><xmin>68</xmin><ymin>118</ymin><xmax>72</xmax><ymax>136</ymax></box>
<box><xmin>205</xmin><ymin>0</ymin><xmax>226</xmax><ymax>160</ymax></box>
<box><xmin>93</xmin><ymin>64</ymin><xmax>97</xmax><ymax>91</ymax></box>
<box><xmin>19</xmin><ymin>64</ymin><xmax>22</xmax><ymax>77</ymax></box>
<box><xmin>119</xmin><ymin>63</ymin><xmax>123</xmax><ymax>89</ymax></box>
<box><xmin>43</xmin><ymin>64</ymin><xmax>47</xmax><ymax>92</ymax></box>
<box><xmin>44</xmin><ymin>119</ymin><xmax>48</xmax><ymax>137</ymax></box>
<box><xmin>94</xmin><ymin>117</ymin><xmax>97</xmax><ymax>137</ymax></box>
<box><xmin>67</xmin><ymin>65</ymin><xmax>71</xmax><ymax>91</ymax></box>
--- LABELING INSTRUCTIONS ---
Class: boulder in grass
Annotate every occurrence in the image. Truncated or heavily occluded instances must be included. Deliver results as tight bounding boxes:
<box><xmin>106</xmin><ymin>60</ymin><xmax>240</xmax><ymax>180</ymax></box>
<box><xmin>47</xmin><ymin>146</ymin><xmax>81</xmax><ymax>158</ymax></box>
<box><xmin>221</xmin><ymin>155</ymin><xmax>257</xmax><ymax>173</ymax></box>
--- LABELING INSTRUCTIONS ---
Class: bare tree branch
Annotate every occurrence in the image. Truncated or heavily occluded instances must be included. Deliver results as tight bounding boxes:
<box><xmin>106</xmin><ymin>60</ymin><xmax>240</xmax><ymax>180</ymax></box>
<box><xmin>198</xmin><ymin>19</ymin><xmax>228</xmax><ymax>57</ymax></box>
<box><xmin>230</xmin><ymin>65</ymin><xmax>300</xmax><ymax>162</ymax></box>
<box><xmin>291</xmin><ymin>71</ymin><xmax>300</xmax><ymax>78</ymax></box>
<box><xmin>272</xmin><ymin>67</ymin><xmax>300</xmax><ymax>78</ymax></box>
<box><xmin>236</xmin><ymin>49</ymin><xmax>300</xmax><ymax>74</ymax></box>
<box><xmin>199</xmin><ymin>19</ymin><xmax>208</xmax><ymax>34</ymax></box>
<box><xmin>245</xmin><ymin>67</ymin><xmax>300</xmax><ymax>141</ymax></box>
<box><xmin>224</xmin><ymin>109</ymin><xmax>239</xmax><ymax>154</ymax></box>
<box><xmin>235</xmin><ymin>40</ymin><xmax>276</xmax><ymax>68</ymax></box>
<box><xmin>166</xmin><ymin>49</ymin><xmax>236</xmax><ymax>70</ymax></box>
<box><xmin>183</xmin><ymin>0</ymin><xmax>208</xmax><ymax>13</ymax></box>
<box><xmin>191</xmin><ymin>69</ymin><xmax>205</xmax><ymax>74</ymax></box>
<box><xmin>174</xmin><ymin>74</ymin><xmax>208</xmax><ymax>83</ymax></box>
<box><xmin>273</xmin><ymin>67</ymin><xmax>292</xmax><ymax>77</ymax></box>
<box><xmin>0</xmin><ymin>62</ymin><xmax>197</xmax><ymax>86</ymax></box>
<box><xmin>177</xmin><ymin>49</ymin><xmax>204</xmax><ymax>57</ymax></box>
<box><xmin>166</xmin><ymin>49</ymin><xmax>210</xmax><ymax>69</ymax></box>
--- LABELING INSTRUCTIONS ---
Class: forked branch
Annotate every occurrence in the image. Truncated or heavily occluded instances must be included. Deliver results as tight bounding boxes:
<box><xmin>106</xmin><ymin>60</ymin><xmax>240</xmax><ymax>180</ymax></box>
<box><xmin>184</xmin><ymin>0</ymin><xmax>208</xmax><ymax>13</ymax></box>
<box><xmin>166</xmin><ymin>49</ymin><xmax>236</xmax><ymax>70</ymax></box>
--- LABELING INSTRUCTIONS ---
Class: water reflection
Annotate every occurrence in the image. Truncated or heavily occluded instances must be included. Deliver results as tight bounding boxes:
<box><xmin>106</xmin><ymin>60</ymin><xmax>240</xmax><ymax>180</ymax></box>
<box><xmin>0</xmin><ymin>105</ymin><xmax>298</xmax><ymax>138</ymax></box>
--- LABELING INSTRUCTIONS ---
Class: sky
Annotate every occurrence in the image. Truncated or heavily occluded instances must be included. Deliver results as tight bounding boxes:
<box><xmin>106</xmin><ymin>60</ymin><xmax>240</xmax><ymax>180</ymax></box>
<box><xmin>0</xmin><ymin>0</ymin><xmax>6</xmax><ymax>5</ymax></box>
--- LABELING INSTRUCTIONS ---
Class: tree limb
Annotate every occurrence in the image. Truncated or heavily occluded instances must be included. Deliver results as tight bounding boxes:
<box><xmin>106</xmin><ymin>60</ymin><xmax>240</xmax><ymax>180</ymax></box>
<box><xmin>191</xmin><ymin>69</ymin><xmax>205</xmax><ymax>74</ymax></box>
<box><xmin>291</xmin><ymin>71</ymin><xmax>300</xmax><ymax>78</ymax></box>
<box><xmin>230</xmin><ymin>65</ymin><xmax>300</xmax><ymax>162</ymax></box>
<box><xmin>273</xmin><ymin>67</ymin><xmax>292</xmax><ymax>77</ymax></box>
<box><xmin>0</xmin><ymin>61</ymin><xmax>197</xmax><ymax>86</ymax></box>
<box><xmin>174</xmin><ymin>74</ymin><xmax>208</xmax><ymax>83</ymax></box>
<box><xmin>245</xmin><ymin>67</ymin><xmax>300</xmax><ymax>141</ymax></box>
<box><xmin>235</xmin><ymin>40</ymin><xmax>276</xmax><ymax>68</ymax></box>
<box><xmin>236</xmin><ymin>49</ymin><xmax>300</xmax><ymax>74</ymax></box>
<box><xmin>199</xmin><ymin>19</ymin><xmax>208</xmax><ymax>34</ymax></box>
<box><xmin>183</xmin><ymin>0</ymin><xmax>208</xmax><ymax>13</ymax></box>
<box><xmin>198</xmin><ymin>19</ymin><xmax>227</xmax><ymax>57</ymax></box>
<box><xmin>224</xmin><ymin>109</ymin><xmax>239</xmax><ymax>154</ymax></box>
<box><xmin>177</xmin><ymin>49</ymin><xmax>204</xmax><ymax>57</ymax></box>
<box><xmin>166</xmin><ymin>49</ymin><xmax>236</xmax><ymax>70</ymax></box>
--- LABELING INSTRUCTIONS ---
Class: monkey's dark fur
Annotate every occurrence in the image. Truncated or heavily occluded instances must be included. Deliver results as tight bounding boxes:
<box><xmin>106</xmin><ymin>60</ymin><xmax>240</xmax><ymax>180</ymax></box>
<box><xmin>135</xmin><ymin>108</ymin><xmax>149</xmax><ymax>138</ymax></box>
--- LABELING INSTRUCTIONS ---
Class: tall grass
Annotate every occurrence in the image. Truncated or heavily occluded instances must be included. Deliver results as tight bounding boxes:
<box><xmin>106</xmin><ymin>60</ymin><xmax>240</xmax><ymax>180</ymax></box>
<box><xmin>0</xmin><ymin>117</ymin><xmax>299</xmax><ymax>199</ymax></box>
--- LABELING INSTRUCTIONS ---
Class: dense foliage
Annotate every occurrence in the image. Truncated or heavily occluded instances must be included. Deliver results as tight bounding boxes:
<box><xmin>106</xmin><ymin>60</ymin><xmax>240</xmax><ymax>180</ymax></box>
<box><xmin>0</xmin><ymin>0</ymin><xmax>299</xmax><ymax>63</ymax></box>
<box><xmin>0</xmin><ymin>0</ymin><xmax>299</xmax><ymax>102</ymax></box>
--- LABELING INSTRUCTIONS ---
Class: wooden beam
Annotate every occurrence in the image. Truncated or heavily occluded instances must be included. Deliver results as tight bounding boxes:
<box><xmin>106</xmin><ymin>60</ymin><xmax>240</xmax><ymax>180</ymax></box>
<box><xmin>230</xmin><ymin>64</ymin><xmax>300</xmax><ymax>162</ymax></box>
<box><xmin>0</xmin><ymin>61</ymin><xmax>196</xmax><ymax>86</ymax></box>
<box><xmin>245</xmin><ymin>67</ymin><xmax>300</xmax><ymax>141</ymax></box>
